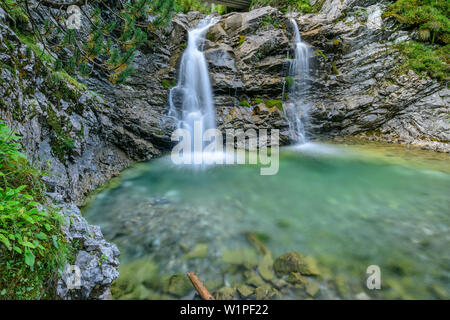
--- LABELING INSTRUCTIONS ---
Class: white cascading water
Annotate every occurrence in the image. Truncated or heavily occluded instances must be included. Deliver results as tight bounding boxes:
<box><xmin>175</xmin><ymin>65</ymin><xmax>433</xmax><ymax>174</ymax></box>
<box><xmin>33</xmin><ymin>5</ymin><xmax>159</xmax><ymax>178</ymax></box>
<box><xmin>169</xmin><ymin>18</ymin><xmax>217</xmax><ymax>153</ymax></box>
<box><xmin>284</xmin><ymin>18</ymin><xmax>311</xmax><ymax>143</ymax></box>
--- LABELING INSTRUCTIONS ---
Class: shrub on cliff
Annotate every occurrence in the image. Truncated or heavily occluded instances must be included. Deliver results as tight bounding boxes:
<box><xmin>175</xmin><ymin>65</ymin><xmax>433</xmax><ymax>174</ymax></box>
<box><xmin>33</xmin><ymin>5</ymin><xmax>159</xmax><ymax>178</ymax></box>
<box><xmin>1</xmin><ymin>0</ymin><xmax>178</xmax><ymax>84</ymax></box>
<box><xmin>383</xmin><ymin>0</ymin><xmax>449</xmax><ymax>44</ymax></box>
<box><xmin>0</xmin><ymin>122</ymin><xmax>69</xmax><ymax>299</ymax></box>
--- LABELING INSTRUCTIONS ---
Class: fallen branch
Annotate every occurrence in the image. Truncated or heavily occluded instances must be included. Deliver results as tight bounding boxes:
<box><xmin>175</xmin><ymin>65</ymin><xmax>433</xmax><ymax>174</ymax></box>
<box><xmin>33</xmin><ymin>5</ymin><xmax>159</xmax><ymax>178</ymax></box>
<box><xmin>187</xmin><ymin>272</ymin><xmax>214</xmax><ymax>300</ymax></box>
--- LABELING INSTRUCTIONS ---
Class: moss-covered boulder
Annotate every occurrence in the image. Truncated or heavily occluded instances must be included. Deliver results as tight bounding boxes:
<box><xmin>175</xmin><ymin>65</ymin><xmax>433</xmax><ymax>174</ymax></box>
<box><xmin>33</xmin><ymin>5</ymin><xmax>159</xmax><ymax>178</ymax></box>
<box><xmin>162</xmin><ymin>274</ymin><xmax>192</xmax><ymax>297</ymax></box>
<box><xmin>273</xmin><ymin>252</ymin><xmax>320</xmax><ymax>276</ymax></box>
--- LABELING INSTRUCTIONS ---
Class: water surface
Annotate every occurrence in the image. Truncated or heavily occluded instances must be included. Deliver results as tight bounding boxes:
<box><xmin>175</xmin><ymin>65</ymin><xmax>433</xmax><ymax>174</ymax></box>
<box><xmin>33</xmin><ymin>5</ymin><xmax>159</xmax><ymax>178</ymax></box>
<box><xmin>83</xmin><ymin>142</ymin><xmax>450</xmax><ymax>299</ymax></box>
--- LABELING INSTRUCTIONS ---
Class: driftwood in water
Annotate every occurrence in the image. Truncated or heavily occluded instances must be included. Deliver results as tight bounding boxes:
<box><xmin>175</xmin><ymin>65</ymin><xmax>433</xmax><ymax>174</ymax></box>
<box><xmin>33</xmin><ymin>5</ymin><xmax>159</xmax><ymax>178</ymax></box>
<box><xmin>187</xmin><ymin>272</ymin><xmax>215</xmax><ymax>300</ymax></box>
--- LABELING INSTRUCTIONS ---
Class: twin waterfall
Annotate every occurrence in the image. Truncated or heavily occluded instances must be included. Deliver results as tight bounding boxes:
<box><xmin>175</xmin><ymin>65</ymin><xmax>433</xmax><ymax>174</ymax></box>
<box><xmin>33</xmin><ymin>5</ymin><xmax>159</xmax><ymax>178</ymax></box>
<box><xmin>169</xmin><ymin>17</ymin><xmax>311</xmax><ymax>153</ymax></box>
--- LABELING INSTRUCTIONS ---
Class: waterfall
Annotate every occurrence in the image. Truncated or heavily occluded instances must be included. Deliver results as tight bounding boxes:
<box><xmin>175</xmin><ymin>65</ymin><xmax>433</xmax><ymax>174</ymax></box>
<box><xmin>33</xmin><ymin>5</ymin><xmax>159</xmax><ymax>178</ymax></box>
<box><xmin>169</xmin><ymin>18</ymin><xmax>218</xmax><ymax>152</ymax></box>
<box><xmin>285</xmin><ymin>18</ymin><xmax>311</xmax><ymax>144</ymax></box>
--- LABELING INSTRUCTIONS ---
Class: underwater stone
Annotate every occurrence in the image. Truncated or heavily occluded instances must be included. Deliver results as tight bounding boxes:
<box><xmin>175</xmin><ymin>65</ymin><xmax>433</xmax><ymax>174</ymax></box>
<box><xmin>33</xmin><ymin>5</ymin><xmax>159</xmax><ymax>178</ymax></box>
<box><xmin>305</xmin><ymin>282</ymin><xmax>320</xmax><ymax>297</ymax></box>
<box><xmin>286</xmin><ymin>272</ymin><xmax>309</xmax><ymax>286</ymax></box>
<box><xmin>163</xmin><ymin>274</ymin><xmax>192</xmax><ymax>297</ymax></box>
<box><xmin>273</xmin><ymin>252</ymin><xmax>320</xmax><ymax>276</ymax></box>
<box><xmin>237</xmin><ymin>284</ymin><xmax>254</xmax><ymax>298</ymax></box>
<box><xmin>222</xmin><ymin>248</ymin><xmax>259</xmax><ymax>268</ymax></box>
<box><xmin>183</xmin><ymin>243</ymin><xmax>208</xmax><ymax>260</ymax></box>
<box><xmin>215</xmin><ymin>287</ymin><xmax>237</xmax><ymax>300</ymax></box>
<box><xmin>245</xmin><ymin>272</ymin><xmax>266</xmax><ymax>288</ymax></box>
<box><xmin>255</xmin><ymin>284</ymin><xmax>272</xmax><ymax>300</ymax></box>
<box><xmin>257</xmin><ymin>254</ymin><xmax>275</xmax><ymax>281</ymax></box>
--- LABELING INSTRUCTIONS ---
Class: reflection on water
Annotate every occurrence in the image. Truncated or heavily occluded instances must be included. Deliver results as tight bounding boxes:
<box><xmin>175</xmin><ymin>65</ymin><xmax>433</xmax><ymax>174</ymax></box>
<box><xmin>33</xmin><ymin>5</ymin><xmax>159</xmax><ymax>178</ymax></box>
<box><xmin>83</xmin><ymin>142</ymin><xmax>450</xmax><ymax>300</ymax></box>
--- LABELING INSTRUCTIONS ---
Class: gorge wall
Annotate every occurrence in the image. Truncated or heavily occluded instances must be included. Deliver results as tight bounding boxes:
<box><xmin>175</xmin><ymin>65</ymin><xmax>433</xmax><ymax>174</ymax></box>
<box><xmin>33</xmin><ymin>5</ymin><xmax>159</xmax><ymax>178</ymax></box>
<box><xmin>0</xmin><ymin>0</ymin><xmax>448</xmax><ymax>299</ymax></box>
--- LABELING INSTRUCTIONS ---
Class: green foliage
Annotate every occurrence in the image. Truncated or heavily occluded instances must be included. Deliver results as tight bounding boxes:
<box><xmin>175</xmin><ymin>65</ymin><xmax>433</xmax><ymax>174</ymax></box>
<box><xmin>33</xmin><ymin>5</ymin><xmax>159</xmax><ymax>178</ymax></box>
<box><xmin>261</xmin><ymin>15</ymin><xmax>283</xmax><ymax>29</ymax></box>
<box><xmin>253</xmin><ymin>98</ymin><xmax>263</xmax><ymax>104</ymax></box>
<box><xmin>397</xmin><ymin>41</ymin><xmax>449</xmax><ymax>81</ymax></box>
<box><xmin>251</xmin><ymin>0</ymin><xmax>312</xmax><ymax>13</ymax></box>
<box><xmin>161</xmin><ymin>79</ymin><xmax>176</xmax><ymax>88</ymax></box>
<box><xmin>174</xmin><ymin>0</ymin><xmax>227</xmax><ymax>15</ymax></box>
<box><xmin>0</xmin><ymin>0</ymin><xmax>29</xmax><ymax>28</ymax></box>
<box><xmin>0</xmin><ymin>122</ymin><xmax>69</xmax><ymax>299</ymax></box>
<box><xmin>383</xmin><ymin>0</ymin><xmax>449</xmax><ymax>44</ymax></box>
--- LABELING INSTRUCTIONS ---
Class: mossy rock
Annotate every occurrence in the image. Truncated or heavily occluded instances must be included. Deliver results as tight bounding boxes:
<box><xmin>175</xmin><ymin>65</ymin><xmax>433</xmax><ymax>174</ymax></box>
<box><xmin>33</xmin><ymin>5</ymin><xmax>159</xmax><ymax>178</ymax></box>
<box><xmin>257</xmin><ymin>254</ymin><xmax>275</xmax><ymax>281</ymax></box>
<box><xmin>286</xmin><ymin>272</ymin><xmax>309</xmax><ymax>286</ymax></box>
<box><xmin>264</xmin><ymin>99</ymin><xmax>283</xmax><ymax>111</ymax></box>
<box><xmin>245</xmin><ymin>272</ymin><xmax>266</xmax><ymax>288</ymax></box>
<box><xmin>237</xmin><ymin>284</ymin><xmax>254</xmax><ymax>298</ymax></box>
<box><xmin>162</xmin><ymin>274</ymin><xmax>192</xmax><ymax>297</ymax></box>
<box><xmin>254</xmin><ymin>284</ymin><xmax>281</xmax><ymax>300</ymax></box>
<box><xmin>183</xmin><ymin>243</ymin><xmax>208</xmax><ymax>260</ymax></box>
<box><xmin>273</xmin><ymin>252</ymin><xmax>320</xmax><ymax>276</ymax></box>
<box><xmin>215</xmin><ymin>287</ymin><xmax>236</xmax><ymax>300</ymax></box>
<box><xmin>239</xmin><ymin>99</ymin><xmax>251</xmax><ymax>107</ymax></box>
<box><xmin>111</xmin><ymin>258</ymin><xmax>159</xmax><ymax>298</ymax></box>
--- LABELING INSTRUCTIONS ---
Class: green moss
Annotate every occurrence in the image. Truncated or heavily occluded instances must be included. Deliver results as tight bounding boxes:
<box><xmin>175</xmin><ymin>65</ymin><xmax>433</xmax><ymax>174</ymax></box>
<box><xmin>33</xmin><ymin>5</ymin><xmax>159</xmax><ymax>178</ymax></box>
<box><xmin>315</xmin><ymin>50</ymin><xmax>327</xmax><ymax>60</ymax></box>
<box><xmin>331</xmin><ymin>61</ymin><xmax>340</xmax><ymax>75</ymax></box>
<box><xmin>397</xmin><ymin>41</ymin><xmax>449</xmax><ymax>81</ymax></box>
<box><xmin>285</xmin><ymin>76</ymin><xmax>294</xmax><ymax>88</ymax></box>
<box><xmin>253</xmin><ymin>98</ymin><xmax>263</xmax><ymax>104</ymax></box>
<box><xmin>238</xmin><ymin>35</ymin><xmax>246</xmax><ymax>47</ymax></box>
<box><xmin>265</xmin><ymin>99</ymin><xmax>283</xmax><ymax>110</ymax></box>
<box><xmin>161</xmin><ymin>79</ymin><xmax>176</xmax><ymax>88</ymax></box>
<box><xmin>239</xmin><ymin>99</ymin><xmax>251</xmax><ymax>107</ymax></box>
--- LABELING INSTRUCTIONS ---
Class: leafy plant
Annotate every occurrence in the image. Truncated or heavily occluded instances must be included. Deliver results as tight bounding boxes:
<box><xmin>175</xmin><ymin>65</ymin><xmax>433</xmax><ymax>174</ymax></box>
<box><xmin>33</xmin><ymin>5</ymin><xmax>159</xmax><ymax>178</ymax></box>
<box><xmin>0</xmin><ymin>122</ymin><xmax>69</xmax><ymax>299</ymax></box>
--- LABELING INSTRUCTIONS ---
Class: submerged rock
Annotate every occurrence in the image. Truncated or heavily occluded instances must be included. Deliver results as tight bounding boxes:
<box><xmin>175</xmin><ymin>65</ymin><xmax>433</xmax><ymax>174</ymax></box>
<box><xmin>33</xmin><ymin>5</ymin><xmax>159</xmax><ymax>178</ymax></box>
<box><xmin>273</xmin><ymin>252</ymin><xmax>320</xmax><ymax>276</ymax></box>
<box><xmin>257</xmin><ymin>254</ymin><xmax>275</xmax><ymax>281</ymax></box>
<box><xmin>215</xmin><ymin>287</ymin><xmax>237</xmax><ymax>300</ymax></box>
<box><xmin>305</xmin><ymin>282</ymin><xmax>321</xmax><ymax>298</ymax></box>
<box><xmin>237</xmin><ymin>284</ymin><xmax>255</xmax><ymax>298</ymax></box>
<box><xmin>183</xmin><ymin>243</ymin><xmax>209</xmax><ymax>260</ymax></box>
<box><xmin>162</xmin><ymin>274</ymin><xmax>192</xmax><ymax>297</ymax></box>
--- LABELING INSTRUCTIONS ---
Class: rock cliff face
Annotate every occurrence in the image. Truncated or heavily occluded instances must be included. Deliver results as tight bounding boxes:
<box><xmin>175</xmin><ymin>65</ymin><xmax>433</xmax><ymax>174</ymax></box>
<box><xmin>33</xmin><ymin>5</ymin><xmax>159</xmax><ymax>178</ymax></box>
<box><xmin>0</xmin><ymin>0</ymin><xmax>448</xmax><ymax>299</ymax></box>
<box><xmin>166</xmin><ymin>2</ymin><xmax>448</xmax><ymax>151</ymax></box>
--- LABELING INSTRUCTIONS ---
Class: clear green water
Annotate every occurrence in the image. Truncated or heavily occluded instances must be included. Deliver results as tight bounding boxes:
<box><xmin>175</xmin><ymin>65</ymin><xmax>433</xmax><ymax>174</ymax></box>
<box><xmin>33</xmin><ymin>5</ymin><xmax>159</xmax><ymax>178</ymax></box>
<box><xmin>83</xmin><ymin>142</ymin><xmax>450</xmax><ymax>299</ymax></box>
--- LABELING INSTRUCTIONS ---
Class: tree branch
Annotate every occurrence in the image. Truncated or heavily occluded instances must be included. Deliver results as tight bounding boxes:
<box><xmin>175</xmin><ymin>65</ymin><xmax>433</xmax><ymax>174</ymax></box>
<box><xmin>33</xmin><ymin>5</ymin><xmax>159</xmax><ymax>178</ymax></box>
<box><xmin>187</xmin><ymin>272</ymin><xmax>215</xmax><ymax>300</ymax></box>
